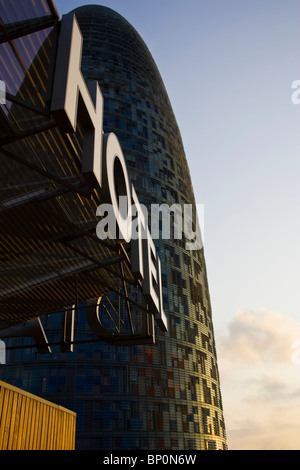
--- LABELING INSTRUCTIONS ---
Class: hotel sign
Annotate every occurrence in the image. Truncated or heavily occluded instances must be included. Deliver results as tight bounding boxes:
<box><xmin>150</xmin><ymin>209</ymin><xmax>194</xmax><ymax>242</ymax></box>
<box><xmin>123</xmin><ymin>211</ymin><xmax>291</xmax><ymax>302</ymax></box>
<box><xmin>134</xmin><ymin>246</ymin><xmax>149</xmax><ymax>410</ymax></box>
<box><xmin>0</xmin><ymin>13</ymin><xmax>167</xmax><ymax>353</ymax></box>
<box><xmin>50</xmin><ymin>13</ymin><xmax>167</xmax><ymax>332</ymax></box>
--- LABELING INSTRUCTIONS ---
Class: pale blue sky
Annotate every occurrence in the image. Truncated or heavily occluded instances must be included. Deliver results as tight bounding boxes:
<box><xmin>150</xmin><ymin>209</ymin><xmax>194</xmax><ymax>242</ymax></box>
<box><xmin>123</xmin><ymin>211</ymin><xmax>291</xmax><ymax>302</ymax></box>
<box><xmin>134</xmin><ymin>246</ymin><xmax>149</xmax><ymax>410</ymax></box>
<box><xmin>55</xmin><ymin>0</ymin><xmax>300</xmax><ymax>449</ymax></box>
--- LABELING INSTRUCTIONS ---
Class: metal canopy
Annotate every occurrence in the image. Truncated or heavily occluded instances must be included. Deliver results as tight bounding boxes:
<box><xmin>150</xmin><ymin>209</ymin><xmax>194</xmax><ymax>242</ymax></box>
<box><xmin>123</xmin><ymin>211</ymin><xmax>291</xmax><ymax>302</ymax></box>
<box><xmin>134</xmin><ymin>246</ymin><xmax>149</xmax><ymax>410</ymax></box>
<box><xmin>0</xmin><ymin>0</ymin><xmax>154</xmax><ymax>345</ymax></box>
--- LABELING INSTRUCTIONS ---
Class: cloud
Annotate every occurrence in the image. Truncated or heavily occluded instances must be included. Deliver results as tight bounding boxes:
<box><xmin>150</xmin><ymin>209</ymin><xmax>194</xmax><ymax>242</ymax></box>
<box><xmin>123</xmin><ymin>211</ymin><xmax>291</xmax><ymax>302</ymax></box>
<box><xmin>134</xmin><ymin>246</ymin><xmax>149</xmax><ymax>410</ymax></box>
<box><xmin>227</xmin><ymin>409</ymin><xmax>300</xmax><ymax>450</ymax></box>
<box><xmin>217</xmin><ymin>309</ymin><xmax>300</xmax><ymax>449</ymax></box>
<box><xmin>243</xmin><ymin>373</ymin><xmax>287</xmax><ymax>404</ymax></box>
<box><xmin>218</xmin><ymin>308</ymin><xmax>300</xmax><ymax>364</ymax></box>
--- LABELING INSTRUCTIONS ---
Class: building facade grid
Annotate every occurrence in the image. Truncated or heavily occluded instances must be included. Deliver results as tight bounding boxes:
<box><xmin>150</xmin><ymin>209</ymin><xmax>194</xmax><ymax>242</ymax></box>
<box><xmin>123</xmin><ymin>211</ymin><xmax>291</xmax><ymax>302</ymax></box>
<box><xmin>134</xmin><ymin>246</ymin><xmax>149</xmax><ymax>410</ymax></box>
<box><xmin>0</xmin><ymin>2</ymin><xmax>227</xmax><ymax>450</ymax></box>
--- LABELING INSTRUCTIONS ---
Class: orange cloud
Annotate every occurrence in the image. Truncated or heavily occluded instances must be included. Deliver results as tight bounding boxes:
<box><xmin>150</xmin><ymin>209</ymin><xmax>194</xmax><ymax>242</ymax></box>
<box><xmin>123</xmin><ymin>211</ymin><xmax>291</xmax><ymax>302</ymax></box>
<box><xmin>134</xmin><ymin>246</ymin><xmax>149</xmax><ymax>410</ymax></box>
<box><xmin>218</xmin><ymin>308</ymin><xmax>300</xmax><ymax>364</ymax></box>
<box><xmin>217</xmin><ymin>309</ymin><xmax>300</xmax><ymax>450</ymax></box>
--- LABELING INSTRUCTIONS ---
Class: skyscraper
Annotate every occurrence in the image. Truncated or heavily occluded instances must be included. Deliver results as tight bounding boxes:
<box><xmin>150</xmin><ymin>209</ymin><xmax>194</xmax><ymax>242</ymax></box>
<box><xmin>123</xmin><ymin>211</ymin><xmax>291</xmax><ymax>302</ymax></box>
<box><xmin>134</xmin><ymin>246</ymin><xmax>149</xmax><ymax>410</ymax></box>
<box><xmin>1</xmin><ymin>3</ymin><xmax>227</xmax><ymax>450</ymax></box>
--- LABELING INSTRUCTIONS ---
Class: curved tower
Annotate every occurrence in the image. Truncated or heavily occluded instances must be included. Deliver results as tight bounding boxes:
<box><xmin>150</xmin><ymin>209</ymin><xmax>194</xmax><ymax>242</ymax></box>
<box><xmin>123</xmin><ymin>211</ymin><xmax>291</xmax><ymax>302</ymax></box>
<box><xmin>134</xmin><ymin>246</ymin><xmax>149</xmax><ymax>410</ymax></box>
<box><xmin>0</xmin><ymin>3</ymin><xmax>227</xmax><ymax>451</ymax></box>
<box><xmin>72</xmin><ymin>5</ymin><xmax>227</xmax><ymax>450</ymax></box>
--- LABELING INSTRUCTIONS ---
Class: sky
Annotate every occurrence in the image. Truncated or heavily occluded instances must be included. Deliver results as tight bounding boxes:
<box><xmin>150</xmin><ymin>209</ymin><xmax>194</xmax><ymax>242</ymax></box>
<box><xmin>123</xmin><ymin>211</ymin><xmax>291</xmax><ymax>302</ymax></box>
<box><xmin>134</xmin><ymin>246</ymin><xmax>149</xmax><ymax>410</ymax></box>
<box><xmin>55</xmin><ymin>0</ymin><xmax>300</xmax><ymax>450</ymax></box>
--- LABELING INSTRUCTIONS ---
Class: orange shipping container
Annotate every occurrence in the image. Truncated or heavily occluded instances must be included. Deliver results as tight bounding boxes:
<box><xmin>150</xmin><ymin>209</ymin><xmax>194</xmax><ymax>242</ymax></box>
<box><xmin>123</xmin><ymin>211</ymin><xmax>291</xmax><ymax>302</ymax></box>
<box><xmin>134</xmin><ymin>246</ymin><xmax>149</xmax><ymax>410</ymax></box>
<box><xmin>0</xmin><ymin>381</ymin><xmax>76</xmax><ymax>450</ymax></box>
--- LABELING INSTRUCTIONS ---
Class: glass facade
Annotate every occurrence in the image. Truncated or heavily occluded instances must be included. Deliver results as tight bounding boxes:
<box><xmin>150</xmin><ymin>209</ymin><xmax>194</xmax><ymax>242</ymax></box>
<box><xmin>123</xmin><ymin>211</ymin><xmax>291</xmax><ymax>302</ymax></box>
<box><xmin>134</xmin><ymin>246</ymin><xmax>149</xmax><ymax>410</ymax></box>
<box><xmin>0</xmin><ymin>3</ymin><xmax>227</xmax><ymax>450</ymax></box>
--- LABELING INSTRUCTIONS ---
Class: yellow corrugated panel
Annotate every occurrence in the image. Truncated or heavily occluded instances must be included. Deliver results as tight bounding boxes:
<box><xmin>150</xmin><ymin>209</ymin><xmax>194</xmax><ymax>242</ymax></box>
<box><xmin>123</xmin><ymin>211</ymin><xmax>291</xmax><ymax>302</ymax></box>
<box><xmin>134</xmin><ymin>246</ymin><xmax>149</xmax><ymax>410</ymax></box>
<box><xmin>0</xmin><ymin>381</ymin><xmax>76</xmax><ymax>450</ymax></box>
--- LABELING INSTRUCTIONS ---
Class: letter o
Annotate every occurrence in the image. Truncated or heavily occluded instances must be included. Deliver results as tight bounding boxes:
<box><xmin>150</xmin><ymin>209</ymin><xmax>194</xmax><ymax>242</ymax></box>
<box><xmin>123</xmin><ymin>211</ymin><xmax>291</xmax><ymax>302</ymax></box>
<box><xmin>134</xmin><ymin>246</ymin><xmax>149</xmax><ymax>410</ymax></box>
<box><xmin>102</xmin><ymin>133</ymin><xmax>132</xmax><ymax>243</ymax></box>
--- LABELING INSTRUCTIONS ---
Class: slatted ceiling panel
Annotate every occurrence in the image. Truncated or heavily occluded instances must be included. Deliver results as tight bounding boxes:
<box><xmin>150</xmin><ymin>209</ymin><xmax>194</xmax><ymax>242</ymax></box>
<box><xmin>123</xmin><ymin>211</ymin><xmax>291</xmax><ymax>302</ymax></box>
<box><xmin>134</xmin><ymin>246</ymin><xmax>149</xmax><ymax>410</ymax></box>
<box><xmin>0</xmin><ymin>2</ymin><xmax>144</xmax><ymax>334</ymax></box>
<box><xmin>0</xmin><ymin>35</ymin><xmax>55</xmax><ymax>109</ymax></box>
<box><xmin>54</xmin><ymin>192</ymin><xmax>96</xmax><ymax>227</ymax></box>
<box><xmin>0</xmin><ymin>214</ymin><xmax>67</xmax><ymax>263</ymax></box>
<box><xmin>54</xmin><ymin>129</ymin><xmax>84</xmax><ymax>169</ymax></box>
<box><xmin>1</xmin><ymin>196</ymin><xmax>124</xmax><ymax>264</ymax></box>
<box><xmin>9</xmin><ymin>55</ymin><xmax>45</xmax><ymax>111</ymax></box>
<box><xmin>0</xmin><ymin>234</ymin><xmax>118</xmax><ymax>282</ymax></box>
<box><xmin>0</xmin><ymin>262</ymin><xmax>125</xmax><ymax>327</ymax></box>
<box><xmin>27</xmin><ymin>133</ymin><xmax>78</xmax><ymax>179</ymax></box>
<box><xmin>67</xmin><ymin>234</ymin><xmax>111</xmax><ymax>265</ymax></box>
<box><xmin>1</xmin><ymin>257</ymin><xmax>84</xmax><ymax>295</ymax></box>
<box><xmin>4</xmin><ymin>135</ymin><xmax>73</xmax><ymax>182</ymax></box>
<box><xmin>0</xmin><ymin>43</ymin><xmax>25</xmax><ymax>97</ymax></box>
<box><xmin>0</xmin><ymin>0</ymin><xmax>53</xmax><ymax>23</ymax></box>
<box><xmin>1</xmin><ymin>188</ymin><xmax>119</xmax><ymax>258</ymax></box>
<box><xmin>0</xmin><ymin>222</ymin><xmax>133</xmax><ymax>327</ymax></box>
<box><xmin>14</xmin><ymin>28</ymin><xmax>52</xmax><ymax>76</ymax></box>
<box><xmin>0</xmin><ymin>154</ymin><xmax>55</xmax><ymax>200</ymax></box>
<box><xmin>0</xmin><ymin>173</ymin><xmax>52</xmax><ymax>204</ymax></box>
<box><xmin>1</xmin><ymin>200</ymin><xmax>88</xmax><ymax>248</ymax></box>
<box><xmin>0</xmin><ymin>140</ymin><xmax>86</xmax><ymax>207</ymax></box>
<box><xmin>45</xmin><ymin>131</ymin><xmax>82</xmax><ymax>177</ymax></box>
<box><xmin>2</xmin><ymin>125</ymin><xmax>84</xmax><ymax>186</ymax></box>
